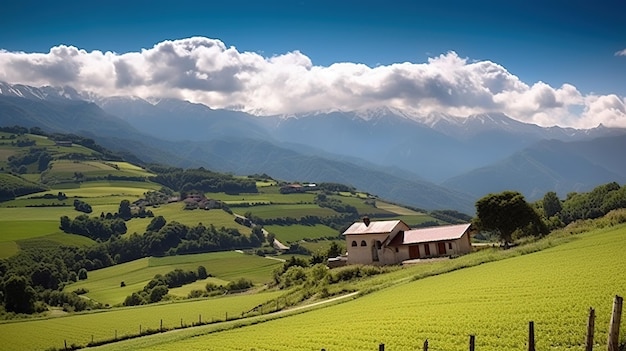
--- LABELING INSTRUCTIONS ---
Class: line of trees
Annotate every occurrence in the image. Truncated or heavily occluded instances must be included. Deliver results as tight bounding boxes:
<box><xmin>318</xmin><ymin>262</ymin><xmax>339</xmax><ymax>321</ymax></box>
<box><xmin>150</xmin><ymin>168</ymin><xmax>258</xmax><ymax>194</ymax></box>
<box><xmin>123</xmin><ymin>266</ymin><xmax>210</xmax><ymax>306</ymax></box>
<box><xmin>474</xmin><ymin>182</ymin><xmax>626</xmax><ymax>244</ymax></box>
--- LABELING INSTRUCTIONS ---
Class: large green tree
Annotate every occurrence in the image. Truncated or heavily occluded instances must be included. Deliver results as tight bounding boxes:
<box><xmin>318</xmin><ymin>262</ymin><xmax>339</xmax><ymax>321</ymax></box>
<box><xmin>475</xmin><ymin>191</ymin><xmax>547</xmax><ymax>245</ymax></box>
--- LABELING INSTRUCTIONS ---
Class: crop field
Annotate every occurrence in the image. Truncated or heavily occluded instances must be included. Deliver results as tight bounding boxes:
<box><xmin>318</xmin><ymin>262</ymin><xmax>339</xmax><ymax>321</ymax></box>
<box><xmin>264</xmin><ymin>224</ymin><xmax>338</xmax><ymax>243</ymax></box>
<box><xmin>389</xmin><ymin>214</ymin><xmax>445</xmax><ymax>226</ymax></box>
<box><xmin>66</xmin><ymin>251</ymin><xmax>283</xmax><ymax>305</ymax></box>
<box><xmin>125</xmin><ymin>202</ymin><xmax>252</xmax><ymax>235</ymax></box>
<box><xmin>330</xmin><ymin>195</ymin><xmax>396</xmax><ymax>216</ymax></box>
<box><xmin>0</xmin><ymin>290</ymin><xmax>284</xmax><ymax>351</ymax></box>
<box><xmin>245</xmin><ymin>204</ymin><xmax>338</xmax><ymax>220</ymax></box>
<box><xmin>208</xmin><ymin>190</ymin><xmax>316</xmax><ymax>205</ymax></box>
<box><xmin>99</xmin><ymin>224</ymin><xmax>626</xmax><ymax>351</ymax></box>
<box><xmin>375</xmin><ymin>201</ymin><xmax>424</xmax><ymax>215</ymax></box>
<box><xmin>45</xmin><ymin>160</ymin><xmax>154</xmax><ymax>180</ymax></box>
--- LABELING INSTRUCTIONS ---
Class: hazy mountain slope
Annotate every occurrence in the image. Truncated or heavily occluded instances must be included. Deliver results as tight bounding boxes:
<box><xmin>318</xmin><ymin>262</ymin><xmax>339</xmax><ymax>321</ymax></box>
<box><xmin>442</xmin><ymin>136</ymin><xmax>626</xmax><ymax>200</ymax></box>
<box><xmin>97</xmin><ymin>96</ymin><xmax>269</xmax><ymax>142</ymax></box>
<box><xmin>0</xmin><ymin>85</ymin><xmax>474</xmax><ymax>212</ymax></box>
<box><xmin>168</xmin><ymin>137</ymin><xmax>475</xmax><ymax>213</ymax></box>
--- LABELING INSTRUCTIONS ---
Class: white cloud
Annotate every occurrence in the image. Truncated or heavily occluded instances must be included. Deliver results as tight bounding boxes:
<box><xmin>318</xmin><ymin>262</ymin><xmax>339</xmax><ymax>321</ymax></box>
<box><xmin>615</xmin><ymin>48</ymin><xmax>626</xmax><ymax>56</ymax></box>
<box><xmin>0</xmin><ymin>37</ymin><xmax>624</xmax><ymax>128</ymax></box>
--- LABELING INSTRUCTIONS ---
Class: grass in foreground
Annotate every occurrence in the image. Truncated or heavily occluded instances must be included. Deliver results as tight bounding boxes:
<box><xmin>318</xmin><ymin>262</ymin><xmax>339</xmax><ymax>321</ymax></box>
<box><xmin>0</xmin><ymin>291</ymin><xmax>284</xmax><ymax>351</ymax></box>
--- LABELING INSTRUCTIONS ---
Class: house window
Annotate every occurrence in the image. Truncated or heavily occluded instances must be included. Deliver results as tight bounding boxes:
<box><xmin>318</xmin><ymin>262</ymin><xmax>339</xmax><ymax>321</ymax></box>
<box><xmin>375</xmin><ymin>240</ymin><xmax>382</xmax><ymax>249</ymax></box>
<box><xmin>360</xmin><ymin>240</ymin><xmax>367</xmax><ymax>247</ymax></box>
<box><xmin>351</xmin><ymin>241</ymin><xmax>357</xmax><ymax>247</ymax></box>
<box><xmin>448</xmin><ymin>242</ymin><xmax>452</xmax><ymax>249</ymax></box>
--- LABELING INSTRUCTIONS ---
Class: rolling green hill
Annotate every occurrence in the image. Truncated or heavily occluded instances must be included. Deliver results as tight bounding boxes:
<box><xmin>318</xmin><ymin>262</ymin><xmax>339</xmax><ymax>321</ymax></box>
<box><xmin>87</xmin><ymin>220</ymin><xmax>626</xmax><ymax>351</ymax></box>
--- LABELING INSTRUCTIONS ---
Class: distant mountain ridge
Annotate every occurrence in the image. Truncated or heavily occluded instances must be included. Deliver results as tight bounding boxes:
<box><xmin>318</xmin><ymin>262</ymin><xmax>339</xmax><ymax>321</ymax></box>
<box><xmin>1</xmin><ymin>80</ymin><xmax>625</xmax><ymax>207</ymax></box>
<box><xmin>0</xmin><ymin>81</ymin><xmax>476</xmax><ymax>213</ymax></box>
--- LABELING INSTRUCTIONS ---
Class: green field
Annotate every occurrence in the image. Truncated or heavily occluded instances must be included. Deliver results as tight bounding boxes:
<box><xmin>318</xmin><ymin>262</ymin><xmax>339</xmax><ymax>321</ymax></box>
<box><xmin>208</xmin><ymin>190</ymin><xmax>316</xmax><ymax>205</ymax></box>
<box><xmin>65</xmin><ymin>251</ymin><xmax>283</xmax><ymax>306</ymax></box>
<box><xmin>44</xmin><ymin>160</ymin><xmax>154</xmax><ymax>182</ymax></box>
<box><xmin>264</xmin><ymin>224</ymin><xmax>338</xmax><ymax>243</ymax></box>
<box><xmin>0</xmin><ymin>290</ymin><xmax>284</xmax><ymax>351</ymax></box>
<box><xmin>90</xmin><ymin>224</ymin><xmax>626</xmax><ymax>351</ymax></box>
<box><xmin>125</xmin><ymin>202</ymin><xmax>252</xmax><ymax>235</ymax></box>
<box><xmin>168</xmin><ymin>277</ymin><xmax>230</xmax><ymax>297</ymax></box>
<box><xmin>245</xmin><ymin>204</ymin><xmax>338</xmax><ymax>220</ymax></box>
<box><xmin>0</xmin><ymin>180</ymin><xmax>164</xmax><ymax>257</ymax></box>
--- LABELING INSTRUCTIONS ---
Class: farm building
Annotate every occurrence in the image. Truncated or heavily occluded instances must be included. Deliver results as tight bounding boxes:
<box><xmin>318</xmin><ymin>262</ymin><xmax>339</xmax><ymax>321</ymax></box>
<box><xmin>342</xmin><ymin>218</ymin><xmax>472</xmax><ymax>265</ymax></box>
<box><xmin>54</xmin><ymin>140</ymin><xmax>72</xmax><ymax>147</ymax></box>
<box><xmin>279</xmin><ymin>184</ymin><xmax>304</xmax><ymax>194</ymax></box>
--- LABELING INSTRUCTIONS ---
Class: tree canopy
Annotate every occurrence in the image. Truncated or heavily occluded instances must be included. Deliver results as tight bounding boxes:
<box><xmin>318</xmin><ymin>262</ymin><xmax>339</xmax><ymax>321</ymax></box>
<box><xmin>475</xmin><ymin>191</ymin><xmax>547</xmax><ymax>244</ymax></box>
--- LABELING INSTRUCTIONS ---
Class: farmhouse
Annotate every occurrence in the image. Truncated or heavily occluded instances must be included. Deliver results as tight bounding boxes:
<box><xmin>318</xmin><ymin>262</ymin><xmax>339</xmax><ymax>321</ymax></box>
<box><xmin>279</xmin><ymin>184</ymin><xmax>304</xmax><ymax>194</ymax></box>
<box><xmin>342</xmin><ymin>218</ymin><xmax>472</xmax><ymax>265</ymax></box>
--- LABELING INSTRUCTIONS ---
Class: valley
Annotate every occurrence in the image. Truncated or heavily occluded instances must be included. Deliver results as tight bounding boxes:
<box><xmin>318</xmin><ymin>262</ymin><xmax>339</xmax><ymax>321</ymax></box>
<box><xmin>1</xmin><ymin>85</ymin><xmax>626</xmax><ymax>351</ymax></box>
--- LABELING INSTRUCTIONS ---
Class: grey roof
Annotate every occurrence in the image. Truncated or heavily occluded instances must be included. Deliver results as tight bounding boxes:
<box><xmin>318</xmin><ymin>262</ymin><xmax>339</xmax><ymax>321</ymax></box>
<box><xmin>342</xmin><ymin>220</ymin><xmax>409</xmax><ymax>235</ymax></box>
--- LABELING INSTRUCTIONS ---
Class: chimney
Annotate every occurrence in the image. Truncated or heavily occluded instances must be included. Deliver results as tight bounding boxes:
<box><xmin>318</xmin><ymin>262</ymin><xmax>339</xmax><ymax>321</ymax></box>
<box><xmin>363</xmin><ymin>216</ymin><xmax>370</xmax><ymax>226</ymax></box>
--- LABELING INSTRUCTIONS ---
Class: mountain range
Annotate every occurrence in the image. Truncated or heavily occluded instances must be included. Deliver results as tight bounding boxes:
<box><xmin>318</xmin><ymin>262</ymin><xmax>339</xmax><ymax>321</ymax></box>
<box><xmin>1</xmin><ymin>81</ymin><xmax>625</xmax><ymax>214</ymax></box>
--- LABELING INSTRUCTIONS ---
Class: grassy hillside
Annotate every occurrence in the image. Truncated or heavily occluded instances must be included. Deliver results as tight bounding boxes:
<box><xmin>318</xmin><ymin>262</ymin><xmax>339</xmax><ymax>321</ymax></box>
<box><xmin>87</xmin><ymin>223</ymin><xmax>625</xmax><ymax>351</ymax></box>
<box><xmin>0</xmin><ymin>285</ymin><xmax>284</xmax><ymax>351</ymax></box>
<box><xmin>65</xmin><ymin>251</ymin><xmax>283</xmax><ymax>306</ymax></box>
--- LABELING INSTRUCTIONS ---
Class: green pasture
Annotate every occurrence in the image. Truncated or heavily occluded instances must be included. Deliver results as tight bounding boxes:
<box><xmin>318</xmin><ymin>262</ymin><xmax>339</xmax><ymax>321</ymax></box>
<box><xmin>0</xmin><ymin>290</ymin><xmax>284</xmax><ymax>351</ymax></box>
<box><xmin>0</xmin><ymin>220</ymin><xmax>61</xmax><ymax>242</ymax></box>
<box><xmin>388</xmin><ymin>214</ymin><xmax>444</xmax><ymax>226</ymax></box>
<box><xmin>329</xmin><ymin>195</ymin><xmax>396</xmax><ymax>216</ymax></box>
<box><xmin>245</xmin><ymin>204</ymin><xmax>337</xmax><ymax>220</ymax></box>
<box><xmin>66</xmin><ymin>251</ymin><xmax>283</xmax><ymax>306</ymax></box>
<box><xmin>264</xmin><ymin>224</ymin><xmax>338</xmax><ymax>243</ymax></box>
<box><xmin>298</xmin><ymin>239</ymin><xmax>344</xmax><ymax>255</ymax></box>
<box><xmin>125</xmin><ymin>202</ymin><xmax>252</xmax><ymax>235</ymax></box>
<box><xmin>46</xmin><ymin>160</ymin><xmax>153</xmax><ymax>180</ymax></box>
<box><xmin>375</xmin><ymin>201</ymin><xmax>424</xmax><ymax>215</ymax></box>
<box><xmin>208</xmin><ymin>191</ymin><xmax>315</xmax><ymax>205</ymax></box>
<box><xmin>114</xmin><ymin>224</ymin><xmax>626</xmax><ymax>351</ymax></box>
<box><xmin>168</xmin><ymin>277</ymin><xmax>230</xmax><ymax>297</ymax></box>
<box><xmin>255</xmin><ymin>180</ymin><xmax>277</xmax><ymax>187</ymax></box>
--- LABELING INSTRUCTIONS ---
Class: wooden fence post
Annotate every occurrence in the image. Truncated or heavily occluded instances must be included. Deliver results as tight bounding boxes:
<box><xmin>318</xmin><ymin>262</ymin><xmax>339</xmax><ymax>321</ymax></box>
<box><xmin>607</xmin><ymin>295</ymin><xmax>623</xmax><ymax>351</ymax></box>
<box><xmin>139</xmin><ymin>324</ymin><xmax>142</xmax><ymax>334</ymax></box>
<box><xmin>160</xmin><ymin>319</ymin><xmax>163</xmax><ymax>331</ymax></box>
<box><xmin>379</xmin><ymin>343</ymin><xmax>385</xmax><ymax>351</ymax></box>
<box><xmin>586</xmin><ymin>307</ymin><xmax>595</xmax><ymax>351</ymax></box>
<box><xmin>423</xmin><ymin>339</ymin><xmax>429</xmax><ymax>351</ymax></box>
<box><xmin>528</xmin><ymin>321</ymin><xmax>535</xmax><ymax>351</ymax></box>
<box><xmin>64</xmin><ymin>340</ymin><xmax>67</xmax><ymax>350</ymax></box>
<box><xmin>469</xmin><ymin>335</ymin><xmax>475</xmax><ymax>351</ymax></box>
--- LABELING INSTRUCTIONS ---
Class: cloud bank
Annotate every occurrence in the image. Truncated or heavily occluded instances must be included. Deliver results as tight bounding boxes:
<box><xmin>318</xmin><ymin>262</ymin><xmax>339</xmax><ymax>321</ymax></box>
<box><xmin>1</xmin><ymin>37</ymin><xmax>624</xmax><ymax>128</ymax></box>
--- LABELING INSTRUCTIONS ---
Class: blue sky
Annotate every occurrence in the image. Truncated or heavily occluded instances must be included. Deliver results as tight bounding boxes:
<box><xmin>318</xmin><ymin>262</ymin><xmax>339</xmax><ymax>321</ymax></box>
<box><xmin>0</xmin><ymin>0</ymin><xmax>625</xmax><ymax>127</ymax></box>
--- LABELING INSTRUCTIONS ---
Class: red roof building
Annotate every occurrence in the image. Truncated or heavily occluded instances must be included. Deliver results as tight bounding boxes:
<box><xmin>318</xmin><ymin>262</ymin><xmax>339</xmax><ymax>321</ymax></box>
<box><xmin>342</xmin><ymin>219</ymin><xmax>472</xmax><ymax>266</ymax></box>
